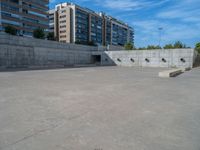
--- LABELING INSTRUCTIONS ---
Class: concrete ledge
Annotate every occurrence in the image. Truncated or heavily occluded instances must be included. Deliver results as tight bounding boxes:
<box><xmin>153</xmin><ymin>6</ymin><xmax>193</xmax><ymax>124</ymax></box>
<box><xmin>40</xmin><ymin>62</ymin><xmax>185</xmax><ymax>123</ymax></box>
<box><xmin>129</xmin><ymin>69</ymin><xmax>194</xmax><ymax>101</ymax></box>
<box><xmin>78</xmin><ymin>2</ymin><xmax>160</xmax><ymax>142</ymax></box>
<box><xmin>180</xmin><ymin>67</ymin><xmax>191</xmax><ymax>72</ymax></box>
<box><xmin>159</xmin><ymin>69</ymin><xmax>183</xmax><ymax>78</ymax></box>
<box><xmin>74</xmin><ymin>64</ymin><xmax>97</xmax><ymax>67</ymax></box>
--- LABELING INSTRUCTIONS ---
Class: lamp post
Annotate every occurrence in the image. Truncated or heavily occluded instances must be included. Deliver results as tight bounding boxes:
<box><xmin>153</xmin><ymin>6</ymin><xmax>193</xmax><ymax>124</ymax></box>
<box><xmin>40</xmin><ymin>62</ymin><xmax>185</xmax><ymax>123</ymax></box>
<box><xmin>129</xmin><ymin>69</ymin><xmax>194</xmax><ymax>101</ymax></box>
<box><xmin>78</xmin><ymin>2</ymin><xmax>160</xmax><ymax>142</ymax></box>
<box><xmin>158</xmin><ymin>27</ymin><xmax>163</xmax><ymax>48</ymax></box>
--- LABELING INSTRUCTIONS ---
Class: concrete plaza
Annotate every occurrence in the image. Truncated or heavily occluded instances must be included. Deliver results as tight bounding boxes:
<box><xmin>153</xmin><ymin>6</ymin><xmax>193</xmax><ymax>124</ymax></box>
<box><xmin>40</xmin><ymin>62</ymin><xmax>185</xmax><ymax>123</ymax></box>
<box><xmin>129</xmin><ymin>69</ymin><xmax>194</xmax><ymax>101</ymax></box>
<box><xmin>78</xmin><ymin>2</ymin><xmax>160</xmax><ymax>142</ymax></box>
<box><xmin>0</xmin><ymin>67</ymin><xmax>200</xmax><ymax>150</ymax></box>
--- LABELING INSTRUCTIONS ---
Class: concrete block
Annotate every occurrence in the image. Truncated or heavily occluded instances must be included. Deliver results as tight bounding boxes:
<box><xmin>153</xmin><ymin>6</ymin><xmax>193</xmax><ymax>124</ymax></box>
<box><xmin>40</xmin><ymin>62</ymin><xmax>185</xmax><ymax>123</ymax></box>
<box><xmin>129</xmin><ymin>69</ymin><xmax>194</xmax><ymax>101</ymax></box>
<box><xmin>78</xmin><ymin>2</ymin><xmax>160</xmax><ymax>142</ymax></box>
<box><xmin>180</xmin><ymin>67</ymin><xmax>191</xmax><ymax>72</ymax></box>
<box><xmin>159</xmin><ymin>69</ymin><xmax>183</xmax><ymax>78</ymax></box>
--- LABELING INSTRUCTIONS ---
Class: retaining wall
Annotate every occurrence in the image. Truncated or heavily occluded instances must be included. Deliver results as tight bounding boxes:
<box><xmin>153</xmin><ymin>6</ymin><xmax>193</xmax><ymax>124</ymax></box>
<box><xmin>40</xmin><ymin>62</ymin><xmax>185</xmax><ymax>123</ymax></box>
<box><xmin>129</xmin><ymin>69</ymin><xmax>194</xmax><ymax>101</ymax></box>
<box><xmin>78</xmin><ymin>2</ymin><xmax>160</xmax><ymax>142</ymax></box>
<box><xmin>0</xmin><ymin>33</ymin><xmax>94</xmax><ymax>68</ymax></box>
<box><xmin>101</xmin><ymin>49</ymin><xmax>195</xmax><ymax>68</ymax></box>
<box><xmin>0</xmin><ymin>33</ymin><xmax>197</xmax><ymax>69</ymax></box>
<box><xmin>0</xmin><ymin>32</ymin><xmax>98</xmax><ymax>51</ymax></box>
<box><xmin>0</xmin><ymin>44</ymin><xmax>92</xmax><ymax>68</ymax></box>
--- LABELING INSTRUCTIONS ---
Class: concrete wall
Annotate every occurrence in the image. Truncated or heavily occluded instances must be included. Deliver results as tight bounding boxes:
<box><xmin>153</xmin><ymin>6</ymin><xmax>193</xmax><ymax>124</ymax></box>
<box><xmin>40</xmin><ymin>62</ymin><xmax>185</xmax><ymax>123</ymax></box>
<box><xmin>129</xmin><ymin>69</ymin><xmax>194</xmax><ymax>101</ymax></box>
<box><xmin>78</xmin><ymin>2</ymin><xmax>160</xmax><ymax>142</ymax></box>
<box><xmin>0</xmin><ymin>33</ymin><xmax>98</xmax><ymax>51</ymax></box>
<box><xmin>108</xmin><ymin>45</ymin><xmax>125</xmax><ymax>51</ymax></box>
<box><xmin>101</xmin><ymin>49</ymin><xmax>195</xmax><ymax>68</ymax></box>
<box><xmin>193</xmin><ymin>51</ymin><xmax>200</xmax><ymax>67</ymax></box>
<box><xmin>0</xmin><ymin>44</ymin><xmax>92</xmax><ymax>68</ymax></box>
<box><xmin>0</xmin><ymin>33</ymin><xmax>197</xmax><ymax>69</ymax></box>
<box><xmin>0</xmin><ymin>33</ymin><xmax>94</xmax><ymax>69</ymax></box>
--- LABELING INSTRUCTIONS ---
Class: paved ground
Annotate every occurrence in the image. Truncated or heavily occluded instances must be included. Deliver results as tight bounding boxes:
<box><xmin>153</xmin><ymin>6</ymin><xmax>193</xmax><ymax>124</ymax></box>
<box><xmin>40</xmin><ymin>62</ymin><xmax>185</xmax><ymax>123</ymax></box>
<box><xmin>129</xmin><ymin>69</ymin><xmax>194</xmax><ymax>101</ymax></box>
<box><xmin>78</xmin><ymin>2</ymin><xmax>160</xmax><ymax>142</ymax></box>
<box><xmin>0</xmin><ymin>67</ymin><xmax>200</xmax><ymax>150</ymax></box>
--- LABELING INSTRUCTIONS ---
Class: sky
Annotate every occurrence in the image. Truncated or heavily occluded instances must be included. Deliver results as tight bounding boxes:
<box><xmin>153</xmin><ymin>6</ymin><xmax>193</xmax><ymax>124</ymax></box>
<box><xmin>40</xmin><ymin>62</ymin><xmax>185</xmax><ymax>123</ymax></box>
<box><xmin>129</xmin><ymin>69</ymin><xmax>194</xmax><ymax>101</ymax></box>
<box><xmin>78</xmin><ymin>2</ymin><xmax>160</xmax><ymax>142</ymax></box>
<box><xmin>49</xmin><ymin>0</ymin><xmax>200</xmax><ymax>48</ymax></box>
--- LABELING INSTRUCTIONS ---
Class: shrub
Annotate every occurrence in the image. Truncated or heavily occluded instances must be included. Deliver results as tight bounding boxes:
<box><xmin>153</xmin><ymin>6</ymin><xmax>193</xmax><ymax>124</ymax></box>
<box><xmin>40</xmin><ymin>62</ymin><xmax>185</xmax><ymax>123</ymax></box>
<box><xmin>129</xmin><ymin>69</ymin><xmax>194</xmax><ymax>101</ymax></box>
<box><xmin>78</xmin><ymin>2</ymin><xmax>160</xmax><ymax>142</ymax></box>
<box><xmin>5</xmin><ymin>26</ymin><xmax>17</xmax><ymax>35</ymax></box>
<box><xmin>125</xmin><ymin>42</ymin><xmax>134</xmax><ymax>50</ymax></box>
<box><xmin>138</xmin><ymin>47</ymin><xmax>146</xmax><ymax>50</ymax></box>
<box><xmin>195</xmin><ymin>42</ymin><xmax>200</xmax><ymax>53</ymax></box>
<box><xmin>173</xmin><ymin>41</ymin><xmax>186</xmax><ymax>48</ymax></box>
<box><xmin>75</xmin><ymin>40</ymin><xmax>97</xmax><ymax>46</ymax></box>
<box><xmin>163</xmin><ymin>44</ymin><xmax>174</xmax><ymax>49</ymax></box>
<box><xmin>146</xmin><ymin>45</ymin><xmax>161</xmax><ymax>50</ymax></box>
<box><xmin>163</xmin><ymin>41</ymin><xmax>187</xmax><ymax>49</ymax></box>
<box><xmin>88</xmin><ymin>41</ymin><xmax>97</xmax><ymax>46</ymax></box>
<box><xmin>47</xmin><ymin>32</ymin><xmax>55</xmax><ymax>41</ymax></box>
<box><xmin>33</xmin><ymin>28</ymin><xmax>45</xmax><ymax>39</ymax></box>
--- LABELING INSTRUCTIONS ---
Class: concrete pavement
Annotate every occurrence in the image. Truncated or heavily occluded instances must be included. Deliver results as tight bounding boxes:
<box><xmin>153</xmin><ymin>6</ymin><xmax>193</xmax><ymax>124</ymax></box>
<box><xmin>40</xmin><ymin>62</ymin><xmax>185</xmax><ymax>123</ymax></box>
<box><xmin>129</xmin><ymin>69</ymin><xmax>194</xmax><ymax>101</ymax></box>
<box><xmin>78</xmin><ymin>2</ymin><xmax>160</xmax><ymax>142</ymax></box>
<box><xmin>0</xmin><ymin>67</ymin><xmax>200</xmax><ymax>150</ymax></box>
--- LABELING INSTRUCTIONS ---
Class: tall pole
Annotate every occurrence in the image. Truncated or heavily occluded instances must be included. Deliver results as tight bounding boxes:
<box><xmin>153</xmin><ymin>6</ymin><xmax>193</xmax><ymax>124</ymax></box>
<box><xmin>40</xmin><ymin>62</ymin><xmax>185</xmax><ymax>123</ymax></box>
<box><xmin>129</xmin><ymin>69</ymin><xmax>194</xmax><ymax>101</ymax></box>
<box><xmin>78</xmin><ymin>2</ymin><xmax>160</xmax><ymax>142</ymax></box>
<box><xmin>158</xmin><ymin>27</ymin><xmax>163</xmax><ymax>48</ymax></box>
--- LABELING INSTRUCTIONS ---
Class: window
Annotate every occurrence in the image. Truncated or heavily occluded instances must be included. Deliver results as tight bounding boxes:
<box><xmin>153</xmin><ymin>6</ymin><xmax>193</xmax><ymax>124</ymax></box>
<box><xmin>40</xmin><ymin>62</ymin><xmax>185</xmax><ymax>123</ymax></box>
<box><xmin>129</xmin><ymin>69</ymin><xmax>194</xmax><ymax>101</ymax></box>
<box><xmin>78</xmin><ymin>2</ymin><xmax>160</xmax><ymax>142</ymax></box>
<box><xmin>60</xmin><ymin>35</ymin><xmax>66</xmax><ymax>38</ymax></box>
<box><xmin>10</xmin><ymin>0</ymin><xmax>19</xmax><ymax>3</ymax></box>
<box><xmin>60</xmin><ymin>20</ymin><xmax>66</xmax><ymax>23</ymax></box>
<box><xmin>60</xmin><ymin>25</ymin><xmax>66</xmax><ymax>28</ymax></box>
<box><xmin>60</xmin><ymin>30</ymin><xmax>66</xmax><ymax>33</ymax></box>
<box><xmin>23</xmin><ymin>9</ymin><xmax>28</xmax><ymax>14</ymax></box>
<box><xmin>61</xmin><ymin>10</ymin><xmax>66</xmax><ymax>13</ymax></box>
<box><xmin>1</xmin><ymin>3</ymin><xmax>19</xmax><ymax>12</ymax></box>
<box><xmin>60</xmin><ymin>15</ymin><xmax>66</xmax><ymax>19</ymax></box>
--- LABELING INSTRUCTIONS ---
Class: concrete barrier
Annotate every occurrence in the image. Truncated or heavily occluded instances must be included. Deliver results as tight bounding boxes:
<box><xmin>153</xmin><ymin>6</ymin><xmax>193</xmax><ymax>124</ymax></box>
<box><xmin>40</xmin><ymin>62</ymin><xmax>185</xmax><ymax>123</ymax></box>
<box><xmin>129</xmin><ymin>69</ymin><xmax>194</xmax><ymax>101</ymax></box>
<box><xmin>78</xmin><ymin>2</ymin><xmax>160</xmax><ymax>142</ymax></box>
<box><xmin>159</xmin><ymin>69</ymin><xmax>183</xmax><ymax>78</ymax></box>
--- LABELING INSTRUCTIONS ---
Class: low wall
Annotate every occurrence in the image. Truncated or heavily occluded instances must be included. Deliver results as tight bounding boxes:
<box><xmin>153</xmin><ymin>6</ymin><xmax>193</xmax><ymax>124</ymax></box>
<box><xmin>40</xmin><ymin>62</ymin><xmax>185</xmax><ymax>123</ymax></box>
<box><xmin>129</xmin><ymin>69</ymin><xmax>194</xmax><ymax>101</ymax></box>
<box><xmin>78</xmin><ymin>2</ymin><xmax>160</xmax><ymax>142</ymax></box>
<box><xmin>101</xmin><ymin>49</ymin><xmax>195</xmax><ymax>68</ymax></box>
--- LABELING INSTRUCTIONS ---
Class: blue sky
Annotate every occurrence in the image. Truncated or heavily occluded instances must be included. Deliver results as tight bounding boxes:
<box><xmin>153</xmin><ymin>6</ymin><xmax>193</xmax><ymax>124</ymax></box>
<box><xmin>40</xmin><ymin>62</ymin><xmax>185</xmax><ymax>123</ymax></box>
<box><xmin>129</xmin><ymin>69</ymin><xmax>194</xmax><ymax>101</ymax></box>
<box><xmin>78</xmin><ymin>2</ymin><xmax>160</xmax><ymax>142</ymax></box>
<box><xmin>50</xmin><ymin>0</ymin><xmax>200</xmax><ymax>48</ymax></box>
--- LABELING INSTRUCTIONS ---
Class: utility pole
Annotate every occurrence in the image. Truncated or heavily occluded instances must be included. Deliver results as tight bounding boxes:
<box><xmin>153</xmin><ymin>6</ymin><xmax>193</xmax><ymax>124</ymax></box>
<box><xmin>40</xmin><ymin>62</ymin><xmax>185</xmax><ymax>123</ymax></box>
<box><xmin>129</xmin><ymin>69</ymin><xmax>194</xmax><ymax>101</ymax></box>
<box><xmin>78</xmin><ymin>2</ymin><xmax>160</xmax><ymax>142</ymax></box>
<box><xmin>158</xmin><ymin>27</ymin><xmax>163</xmax><ymax>48</ymax></box>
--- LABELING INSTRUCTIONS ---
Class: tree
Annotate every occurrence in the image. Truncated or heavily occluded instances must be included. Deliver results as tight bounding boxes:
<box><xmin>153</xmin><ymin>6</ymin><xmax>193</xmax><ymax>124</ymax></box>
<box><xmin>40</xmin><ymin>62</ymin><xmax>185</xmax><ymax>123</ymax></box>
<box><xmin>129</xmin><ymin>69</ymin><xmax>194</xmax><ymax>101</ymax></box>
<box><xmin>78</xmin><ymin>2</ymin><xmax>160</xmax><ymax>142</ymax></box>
<box><xmin>33</xmin><ymin>28</ymin><xmax>45</xmax><ymax>39</ymax></box>
<box><xmin>88</xmin><ymin>41</ymin><xmax>97</xmax><ymax>46</ymax></box>
<box><xmin>138</xmin><ymin>47</ymin><xmax>146</xmax><ymax>50</ymax></box>
<box><xmin>47</xmin><ymin>32</ymin><xmax>55</xmax><ymax>41</ymax></box>
<box><xmin>163</xmin><ymin>44</ymin><xmax>174</xmax><ymax>49</ymax></box>
<box><xmin>125</xmin><ymin>42</ymin><xmax>134</xmax><ymax>50</ymax></box>
<box><xmin>75</xmin><ymin>40</ymin><xmax>97</xmax><ymax>46</ymax></box>
<box><xmin>173</xmin><ymin>41</ymin><xmax>186</xmax><ymax>48</ymax></box>
<box><xmin>75</xmin><ymin>40</ymin><xmax>81</xmax><ymax>44</ymax></box>
<box><xmin>5</xmin><ymin>26</ymin><xmax>17</xmax><ymax>35</ymax></box>
<box><xmin>146</xmin><ymin>45</ymin><xmax>161</xmax><ymax>50</ymax></box>
<box><xmin>163</xmin><ymin>41</ymin><xmax>187</xmax><ymax>49</ymax></box>
<box><xmin>195</xmin><ymin>42</ymin><xmax>200</xmax><ymax>53</ymax></box>
<box><xmin>132</xmin><ymin>46</ymin><xmax>137</xmax><ymax>50</ymax></box>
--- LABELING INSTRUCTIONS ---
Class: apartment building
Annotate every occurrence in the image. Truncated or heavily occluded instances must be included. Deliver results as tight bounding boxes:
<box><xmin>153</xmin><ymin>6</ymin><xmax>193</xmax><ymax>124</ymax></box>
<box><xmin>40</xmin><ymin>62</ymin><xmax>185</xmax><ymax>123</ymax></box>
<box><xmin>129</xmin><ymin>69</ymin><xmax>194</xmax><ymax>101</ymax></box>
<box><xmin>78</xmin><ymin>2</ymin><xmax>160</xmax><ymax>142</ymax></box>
<box><xmin>48</xmin><ymin>9</ymin><xmax>55</xmax><ymax>33</ymax></box>
<box><xmin>50</xmin><ymin>3</ymin><xmax>134</xmax><ymax>46</ymax></box>
<box><xmin>102</xmin><ymin>14</ymin><xmax>134</xmax><ymax>46</ymax></box>
<box><xmin>0</xmin><ymin>0</ymin><xmax>49</xmax><ymax>36</ymax></box>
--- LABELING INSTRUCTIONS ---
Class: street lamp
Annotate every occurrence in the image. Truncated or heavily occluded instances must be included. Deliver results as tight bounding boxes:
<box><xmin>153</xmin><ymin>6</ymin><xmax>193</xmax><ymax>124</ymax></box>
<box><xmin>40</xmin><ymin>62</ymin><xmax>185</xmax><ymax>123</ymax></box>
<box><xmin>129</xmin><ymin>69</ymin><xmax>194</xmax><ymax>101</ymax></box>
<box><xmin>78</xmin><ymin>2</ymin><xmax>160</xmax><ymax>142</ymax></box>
<box><xmin>158</xmin><ymin>27</ymin><xmax>163</xmax><ymax>48</ymax></box>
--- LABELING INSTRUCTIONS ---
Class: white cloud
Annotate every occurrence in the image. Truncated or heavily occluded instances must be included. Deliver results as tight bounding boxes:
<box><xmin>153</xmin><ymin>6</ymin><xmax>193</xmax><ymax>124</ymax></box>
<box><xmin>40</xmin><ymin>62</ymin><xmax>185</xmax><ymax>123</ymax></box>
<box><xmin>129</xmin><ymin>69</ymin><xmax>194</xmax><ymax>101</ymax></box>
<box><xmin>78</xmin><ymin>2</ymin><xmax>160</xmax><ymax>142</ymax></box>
<box><xmin>103</xmin><ymin>0</ymin><xmax>143</xmax><ymax>10</ymax></box>
<box><xmin>98</xmin><ymin>0</ymin><xmax>170</xmax><ymax>11</ymax></box>
<box><xmin>132</xmin><ymin>0</ymin><xmax>200</xmax><ymax>47</ymax></box>
<box><xmin>157</xmin><ymin>0</ymin><xmax>200</xmax><ymax>23</ymax></box>
<box><xmin>157</xmin><ymin>9</ymin><xmax>200</xmax><ymax>22</ymax></box>
<box><xmin>133</xmin><ymin>19</ymin><xmax>200</xmax><ymax>47</ymax></box>
<box><xmin>50</xmin><ymin>0</ymin><xmax>56</xmax><ymax>3</ymax></box>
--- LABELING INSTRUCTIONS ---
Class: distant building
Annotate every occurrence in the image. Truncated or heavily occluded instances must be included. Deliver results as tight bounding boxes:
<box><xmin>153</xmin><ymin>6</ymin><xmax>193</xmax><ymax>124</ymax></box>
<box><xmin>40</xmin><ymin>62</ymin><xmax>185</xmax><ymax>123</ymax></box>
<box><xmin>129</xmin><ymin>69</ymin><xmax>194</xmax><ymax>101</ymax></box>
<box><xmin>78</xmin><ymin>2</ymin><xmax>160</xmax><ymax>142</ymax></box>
<box><xmin>49</xmin><ymin>3</ymin><xmax>134</xmax><ymax>46</ymax></box>
<box><xmin>101</xmin><ymin>13</ymin><xmax>134</xmax><ymax>46</ymax></box>
<box><xmin>0</xmin><ymin>0</ymin><xmax>49</xmax><ymax>36</ymax></box>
